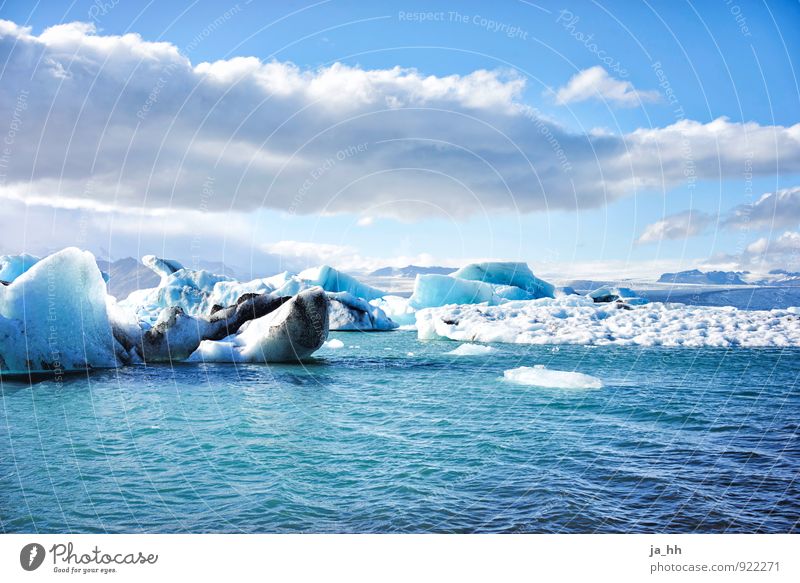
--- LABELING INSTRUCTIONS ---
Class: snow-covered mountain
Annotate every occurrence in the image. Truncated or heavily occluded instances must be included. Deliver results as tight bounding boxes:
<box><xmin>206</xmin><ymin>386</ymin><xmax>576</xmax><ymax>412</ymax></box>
<box><xmin>658</xmin><ymin>269</ymin><xmax>747</xmax><ymax>285</ymax></box>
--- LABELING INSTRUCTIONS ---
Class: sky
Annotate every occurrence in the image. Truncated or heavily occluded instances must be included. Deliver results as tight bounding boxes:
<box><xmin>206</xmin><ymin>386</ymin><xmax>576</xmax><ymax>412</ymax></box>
<box><xmin>0</xmin><ymin>0</ymin><xmax>799</xmax><ymax>279</ymax></box>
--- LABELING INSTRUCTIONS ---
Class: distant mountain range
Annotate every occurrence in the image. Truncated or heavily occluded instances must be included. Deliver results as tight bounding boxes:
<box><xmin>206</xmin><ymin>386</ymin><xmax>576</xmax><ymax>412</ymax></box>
<box><xmin>658</xmin><ymin>269</ymin><xmax>747</xmax><ymax>285</ymax></box>
<box><xmin>369</xmin><ymin>265</ymin><xmax>456</xmax><ymax>277</ymax></box>
<box><xmin>657</xmin><ymin>268</ymin><xmax>800</xmax><ymax>287</ymax></box>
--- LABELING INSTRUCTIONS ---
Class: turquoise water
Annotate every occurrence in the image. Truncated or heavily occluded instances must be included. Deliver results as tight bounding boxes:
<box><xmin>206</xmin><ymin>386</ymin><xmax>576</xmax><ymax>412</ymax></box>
<box><xmin>1</xmin><ymin>331</ymin><xmax>798</xmax><ymax>533</ymax></box>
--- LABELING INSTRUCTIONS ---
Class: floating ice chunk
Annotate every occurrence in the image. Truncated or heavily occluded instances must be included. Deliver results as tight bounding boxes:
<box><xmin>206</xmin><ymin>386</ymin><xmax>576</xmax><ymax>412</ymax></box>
<box><xmin>493</xmin><ymin>285</ymin><xmax>532</xmax><ymax>301</ymax></box>
<box><xmin>503</xmin><ymin>365</ymin><xmax>603</xmax><ymax>389</ymax></box>
<box><xmin>324</xmin><ymin>338</ymin><xmax>345</xmax><ymax>349</ymax></box>
<box><xmin>416</xmin><ymin>297</ymin><xmax>800</xmax><ymax>347</ymax></box>
<box><xmin>208</xmin><ymin>278</ymin><xmax>276</xmax><ymax>310</ymax></box>
<box><xmin>370</xmin><ymin>295</ymin><xmax>416</xmax><ymax>326</ymax></box>
<box><xmin>137</xmin><ymin>306</ymin><xmax>207</xmax><ymax>363</ymax></box>
<box><xmin>588</xmin><ymin>286</ymin><xmax>648</xmax><ymax>305</ymax></box>
<box><xmin>555</xmin><ymin>286</ymin><xmax>578</xmax><ymax>297</ymax></box>
<box><xmin>408</xmin><ymin>274</ymin><xmax>496</xmax><ymax>309</ymax></box>
<box><xmin>446</xmin><ymin>343</ymin><xmax>497</xmax><ymax>356</ymax></box>
<box><xmin>0</xmin><ymin>253</ymin><xmax>40</xmax><ymax>283</ymax></box>
<box><xmin>190</xmin><ymin>288</ymin><xmax>329</xmax><ymax>363</ymax></box>
<box><xmin>327</xmin><ymin>292</ymin><xmax>398</xmax><ymax>330</ymax></box>
<box><xmin>0</xmin><ymin>248</ymin><xmax>118</xmax><ymax>374</ymax></box>
<box><xmin>452</xmin><ymin>262</ymin><xmax>554</xmax><ymax>298</ymax></box>
<box><xmin>122</xmin><ymin>262</ymin><xmax>233</xmax><ymax>321</ymax></box>
<box><xmin>299</xmin><ymin>265</ymin><xmax>385</xmax><ymax>301</ymax></box>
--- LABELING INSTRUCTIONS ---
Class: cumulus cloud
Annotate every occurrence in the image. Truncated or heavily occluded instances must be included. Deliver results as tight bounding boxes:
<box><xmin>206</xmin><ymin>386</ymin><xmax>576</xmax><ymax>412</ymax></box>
<box><xmin>637</xmin><ymin>210</ymin><xmax>713</xmax><ymax>244</ymax></box>
<box><xmin>553</xmin><ymin>66</ymin><xmax>661</xmax><ymax>107</ymax></box>
<box><xmin>724</xmin><ymin>187</ymin><xmax>800</xmax><ymax>230</ymax></box>
<box><xmin>746</xmin><ymin>230</ymin><xmax>800</xmax><ymax>256</ymax></box>
<box><xmin>700</xmin><ymin>230</ymin><xmax>800</xmax><ymax>273</ymax></box>
<box><xmin>0</xmin><ymin>20</ymin><xmax>799</xmax><ymax>224</ymax></box>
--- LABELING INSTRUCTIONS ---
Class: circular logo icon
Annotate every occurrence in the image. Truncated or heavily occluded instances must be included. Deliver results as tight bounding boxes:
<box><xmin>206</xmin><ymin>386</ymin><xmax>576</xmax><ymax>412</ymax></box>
<box><xmin>20</xmin><ymin>543</ymin><xmax>46</xmax><ymax>571</ymax></box>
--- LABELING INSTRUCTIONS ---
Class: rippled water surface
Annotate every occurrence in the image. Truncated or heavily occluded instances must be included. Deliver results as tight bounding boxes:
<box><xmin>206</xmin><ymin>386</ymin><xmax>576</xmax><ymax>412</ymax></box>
<box><xmin>2</xmin><ymin>331</ymin><xmax>798</xmax><ymax>533</ymax></box>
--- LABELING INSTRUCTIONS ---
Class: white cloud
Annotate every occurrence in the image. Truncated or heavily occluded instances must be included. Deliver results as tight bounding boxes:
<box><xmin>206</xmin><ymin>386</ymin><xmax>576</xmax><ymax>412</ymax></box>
<box><xmin>553</xmin><ymin>66</ymin><xmax>661</xmax><ymax>107</ymax></box>
<box><xmin>637</xmin><ymin>210</ymin><xmax>713</xmax><ymax>244</ymax></box>
<box><xmin>0</xmin><ymin>20</ymin><xmax>798</xmax><ymax>225</ymax></box>
<box><xmin>724</xmin><ymin>187</ymin><xmax>800</xmax><ymax>230</ymax></box>
<box><xmin>700</xmin><ymin>230</ymin><xmax>800</xmax><ymax>273</ymax></box>
<box><xmin>746</xmin><ymin>230</ymin><xmax>800</xmax><ymax>256</ymax></box>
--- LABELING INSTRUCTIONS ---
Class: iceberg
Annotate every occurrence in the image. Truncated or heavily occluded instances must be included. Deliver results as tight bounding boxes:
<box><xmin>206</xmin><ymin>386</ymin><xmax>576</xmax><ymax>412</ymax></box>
<box><xmin>406</xmin><ymin>262</ymin><xmax>555</xmax><ymax>312</ymax></box>
<box><xmin>0</xmin><ymin>248</ymin><xmax>118</xmax><ymax>374</ymax></box>
<box><xmin>503</xmin><ymin>365</ymin><xmax>603</xmax><ymax>389</ymax></box>
<box><xmin>452</xmin><ymin>262</ymin><xmax>555</xmax><ymax>298</ymax></box>
<box><xmin>190</xmin><ymin>288</ymin><xmax>329</xmax><ymax>362</ymax></box>
<box><xmin>327</xmin><ymin>292</ymin><xmax>398</xmax><ymax>331</ymax></box>
<box><xmin>370</xmin><ymin>295</ymin><xmax>416</xmax><ymax>326</ymax></box>
<box><xmin>408</xmin><ymin>274</ymin><xmax>496</xmax><ymax>309</ymax></box>
<box><xmin>588</xmin><ymin>286</ymin><xmax>647</xmax><ymax>305</ymax></box>
<box><xmin>141</xmin><ymin>255</ymin><xmax>185</xmax><ymax>283</ymax></box>
<box><xmin>123</xmin><ymin>267</ymin><xmax>234</xmax><ymax>322</ymax></box>
<box><xmin>0</xmin><ymin>253</ymin><xmax>40</xmax><ymax>284</ymax></box>
<box><xmin>299</xmin><ymin>265</ymin><xmax>385</xmax><ymax>301</ymax></box>
<box><xmin>1</xmin><ymin>249</ymin><xmax>338</xmax><ymax>374</ymax></box>
<box><xmin>416</xmin><ymin>296</ymin><xmax>800</xmax><ymax>347</ymax></box>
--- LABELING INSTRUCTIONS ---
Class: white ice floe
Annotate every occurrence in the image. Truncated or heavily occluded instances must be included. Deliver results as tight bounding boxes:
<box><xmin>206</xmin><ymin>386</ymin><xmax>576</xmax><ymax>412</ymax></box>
<box><xmin>503</xmin><ymin>365</ymin><xmax>603</xmax><ymax>389</ymax></box>
<box><xmin>417</xmin><ymin>296</ymin><xmax>800</xmax><ymax>347</ymax></box>
<box><xmin>323</xmin><ymin>338</ymin><xmax>345</xmax><ymax>349</ymax></box>
<box><xmin>446</xmin><ymin>343</ymin><xmax>498</xmax><ymax>356</ymax></box>
<box><xmin>0</xmin><ymin>248</ymin><xmax>119</xmax><ymax>373</ymax></box>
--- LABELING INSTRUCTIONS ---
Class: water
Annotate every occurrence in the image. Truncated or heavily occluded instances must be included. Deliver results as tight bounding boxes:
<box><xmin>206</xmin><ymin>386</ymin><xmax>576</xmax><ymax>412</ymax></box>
<box><xmin>1</xmin><ymin>331</ymin><xmax>798</xmax><ymax>533</ymax></box>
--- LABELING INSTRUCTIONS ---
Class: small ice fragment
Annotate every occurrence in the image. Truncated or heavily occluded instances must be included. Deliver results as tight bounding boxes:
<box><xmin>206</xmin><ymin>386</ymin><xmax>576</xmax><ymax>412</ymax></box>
<box><xmin>324</xmin><ymin>338</ymin><xmax>344</xmax><ymax>349</ymax></box>
<box><xmin>503</xmin><ymin>365</ymin><xmax>603</xmax><ymax>389</ymax></box>
<box><xmin>446</xmin><ymin>343</ymin><xmax>497</xmax><ymax>356</ymax></box>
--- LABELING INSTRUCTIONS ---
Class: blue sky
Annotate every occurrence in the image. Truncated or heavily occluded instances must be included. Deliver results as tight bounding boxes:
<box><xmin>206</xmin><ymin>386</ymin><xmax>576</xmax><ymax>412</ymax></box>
<box><xmin>1</xmin><ymin>0</ymin><xmax>799</xmax><ymax>278</ymax></box>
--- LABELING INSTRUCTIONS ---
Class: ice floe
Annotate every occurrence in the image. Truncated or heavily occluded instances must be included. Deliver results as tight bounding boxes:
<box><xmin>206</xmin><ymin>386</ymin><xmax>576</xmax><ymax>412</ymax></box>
<box><xmin>446</xmin><ymin>343</ymin><xmax>498</xmax><ymax>356</ymax></box>
<box><xmin>503</xmin><ymin>365</ymin><xmax>603</xmax><ymax>389</ymax></box>
<box><xmin>417</xmin><ymin>297</ymin><xmax>800</xmax><ymax>347</ymax></box>
<box><xmin>323</xmin><ymin>338</ymin><xmax>345</xmax><ymax>349</ymax></box>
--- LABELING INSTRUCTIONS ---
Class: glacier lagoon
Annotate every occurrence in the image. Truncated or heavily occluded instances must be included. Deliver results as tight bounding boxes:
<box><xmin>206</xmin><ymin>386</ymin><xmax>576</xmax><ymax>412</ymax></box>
<box><xmin>1</xmin><ymin>332</ymin><xmax>798</xmax><ymax>533</ymax></box>
<box><xmin>1</xmin><ymin>250</ymin><xmax>799</xmax><ymax>533</ymax></box>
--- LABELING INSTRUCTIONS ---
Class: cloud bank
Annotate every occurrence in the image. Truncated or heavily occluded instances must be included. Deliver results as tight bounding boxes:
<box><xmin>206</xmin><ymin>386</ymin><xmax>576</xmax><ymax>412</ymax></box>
<box><xmin>1</xmin><ymin>20</ymin><xmax>799</xmax><ymax>223</ymax></box>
